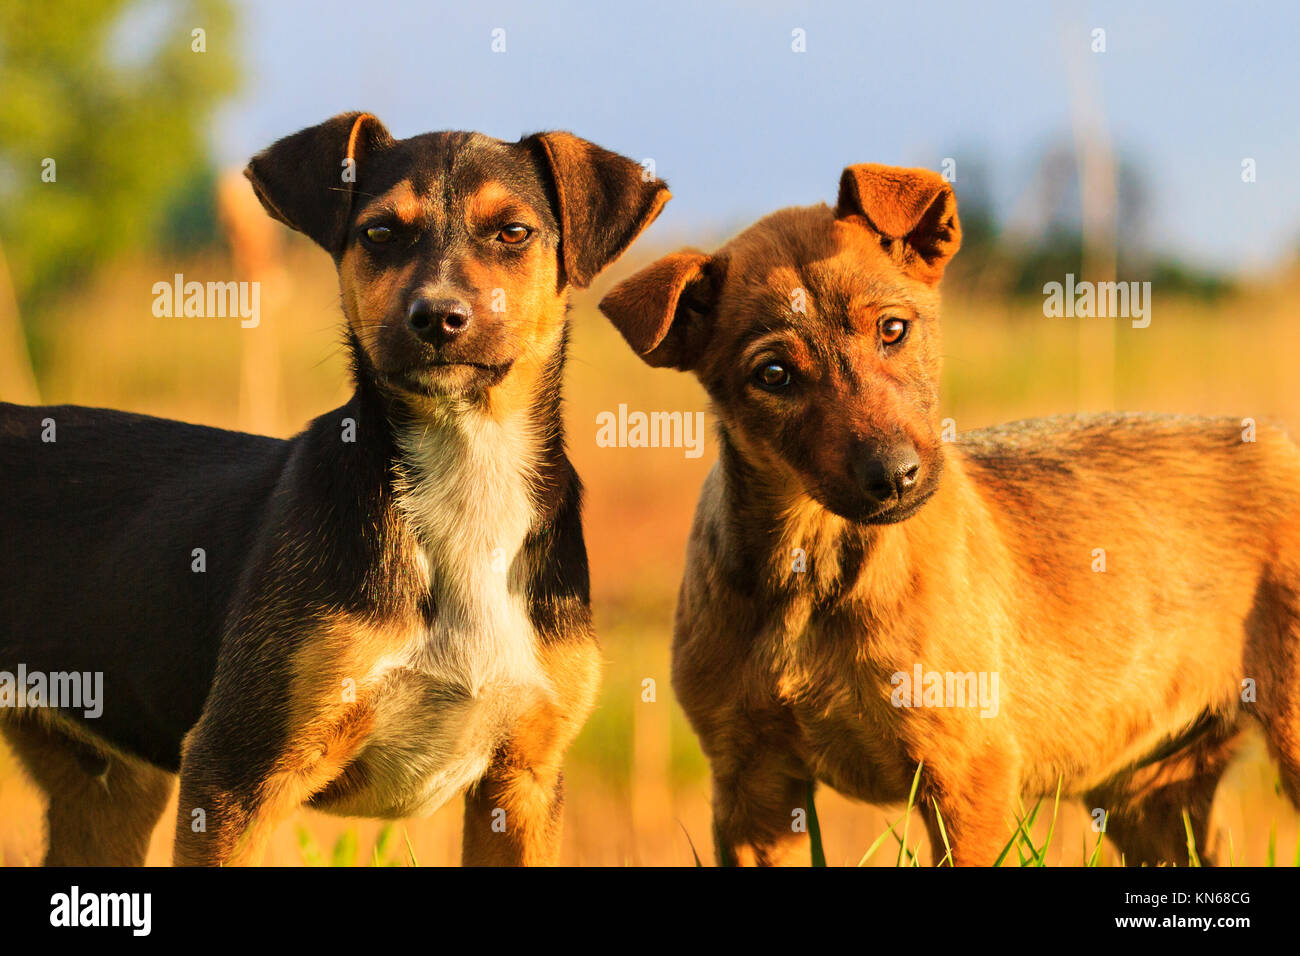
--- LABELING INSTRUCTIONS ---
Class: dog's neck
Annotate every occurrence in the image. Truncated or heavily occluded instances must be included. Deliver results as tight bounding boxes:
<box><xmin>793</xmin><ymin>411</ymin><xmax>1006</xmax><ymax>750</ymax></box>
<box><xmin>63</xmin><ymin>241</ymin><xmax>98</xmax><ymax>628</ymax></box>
<box><xmin>716</xmin><ymin>431</ymin><xmax>965</xmax><ymax>610</ymax></box>
<box><xmin>344</xmin><ymin>331</ymin><xmax>573</xmax><ymax>559</ymax></box>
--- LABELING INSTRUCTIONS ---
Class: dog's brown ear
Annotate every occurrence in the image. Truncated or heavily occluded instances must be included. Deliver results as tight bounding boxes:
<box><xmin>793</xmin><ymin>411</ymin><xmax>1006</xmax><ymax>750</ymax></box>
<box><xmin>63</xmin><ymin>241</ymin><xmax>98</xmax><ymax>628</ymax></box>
<box><xmin>598</xmin><ymin>250</ymin><xmax>719</xmax><ymax>369</ymax></box>
<box><xmin>528</xmin><ymin>132</ymin><xmax>671</xmax><ymax>289</ymax></box>
<box><xmin>836</xmin><ymin>164</ymin><xmax>961</xmax><ymax>284</ymax></box>
<box><xmin>244</xmin><ymin>112</ymin><xmax>395</xmax><ymax>257</ymax></box>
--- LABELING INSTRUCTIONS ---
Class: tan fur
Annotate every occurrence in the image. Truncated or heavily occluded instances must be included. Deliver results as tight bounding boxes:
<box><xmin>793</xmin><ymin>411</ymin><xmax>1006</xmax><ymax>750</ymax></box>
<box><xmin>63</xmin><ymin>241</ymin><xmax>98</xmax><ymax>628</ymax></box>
<box><xmin>4</xmin><ymin>717</ymin><xmax>173</xmax><ymax>866</ymax></box>
<box><xmin>675</xmin><ymin>423</ymin><xmax>1300</xmax><ymax>865</ymax></box>
<box><xmin>462</xmin><ymin>639</ymin><xmax>601</xmax><ymax>865</ymax></box>
<box><xmin>600</xmin><ymin>164</ymin><xmax>1300</xmax><ymax>866</ymax></box>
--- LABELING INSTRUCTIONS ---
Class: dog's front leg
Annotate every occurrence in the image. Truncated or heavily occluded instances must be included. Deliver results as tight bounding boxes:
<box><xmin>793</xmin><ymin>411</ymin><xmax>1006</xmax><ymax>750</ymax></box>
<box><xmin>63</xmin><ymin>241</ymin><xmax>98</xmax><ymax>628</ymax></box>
<box><xmin>461</xmin><ymin>638</ymin><xmax>600</xmax><ymax>866</ymax></box>
<box><xmin>173</xmin><ymin>711</ymin><xmax>282</xmax><ymax>866</ymax></box>
<box><xmin>710</xmin><ymin>756</ymin><xmax>812</xmax><ymax>867</ymax></box>
<box><xmin>921</xmin><ymin>755</ymin><xmax>1021</xmax><ymax>867</ymax></box>
<box><xmin>174</xmin><ymin>693</ymin><xmax>373</xmax><ymax>866</ymax></box>
<box><xmin>461</xmin><ymin>697</ymin><xmax>576</xmax><ymax>866</ymax></box>
<box><xmin>173</xmin><ymin>748</ymin><xmax>268</xmax><ymax>867</ymax></box>
<box><xmin>461</xmin><ymin>754</ymin><xmax>565</xmax><ymax>867</ymax></box>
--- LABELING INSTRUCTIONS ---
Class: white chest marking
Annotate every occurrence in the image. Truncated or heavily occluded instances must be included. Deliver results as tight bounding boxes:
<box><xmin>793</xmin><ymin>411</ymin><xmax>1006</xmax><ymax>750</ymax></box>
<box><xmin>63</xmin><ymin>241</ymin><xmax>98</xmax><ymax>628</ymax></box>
<box><xmin>395</xmin><ymin>408</ymin><xmax>547</xmax><ymax>693</ymax></box>
<box><xmin>334</xmin><ymin>409</ymin><xmax>551</xmax><ymax>817</ymax></box>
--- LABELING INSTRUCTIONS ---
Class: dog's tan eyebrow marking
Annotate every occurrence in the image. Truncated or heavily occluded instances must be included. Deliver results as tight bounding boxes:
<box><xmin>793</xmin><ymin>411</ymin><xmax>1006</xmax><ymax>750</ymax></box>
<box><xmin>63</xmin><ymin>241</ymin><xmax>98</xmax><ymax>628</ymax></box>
<box><xmin>358</xmin><ymin>182</ymin><xmax>425</xmax><ymax>224</ymax></box>
<box><xmin>465</xmin><ymin>181</ymin><xmax>534</xmax><ymax>225</ymax></box>
<box><xmin>357</xmin><ymin>203</ymin><xmax>402</xmax><ymax>224</ymax></box>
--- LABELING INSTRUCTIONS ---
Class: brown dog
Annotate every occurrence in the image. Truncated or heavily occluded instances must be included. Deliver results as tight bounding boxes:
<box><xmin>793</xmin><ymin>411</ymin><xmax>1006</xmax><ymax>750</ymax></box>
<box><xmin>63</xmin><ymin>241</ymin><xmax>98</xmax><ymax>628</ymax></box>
<box><xmin>598</xmin><ymin>163</ymin><xmax>1300</xmax><ymax>866</ymax></box>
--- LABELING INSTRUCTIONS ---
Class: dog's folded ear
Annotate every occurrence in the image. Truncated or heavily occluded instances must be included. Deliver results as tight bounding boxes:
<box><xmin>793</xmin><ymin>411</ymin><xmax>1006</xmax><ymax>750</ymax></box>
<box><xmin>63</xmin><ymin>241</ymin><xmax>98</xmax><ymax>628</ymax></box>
<box><xmin>244</xmin><ymin>112</ymin><xmax>395</xmax><ymax>257</ymax></box>
<box><xmin>598</xmin><ymin>250</ymin><xmax>719</xmax><ymax>370</ymax></box>
<box><xmin>527</xmin><ymin>133</ymin><xmax>671</xmax><ymax>289</ymax></box>
<box><xmin>836</xmin><ymin>164</ymin><xmax>961</xmax><ymax>284</ymax></box>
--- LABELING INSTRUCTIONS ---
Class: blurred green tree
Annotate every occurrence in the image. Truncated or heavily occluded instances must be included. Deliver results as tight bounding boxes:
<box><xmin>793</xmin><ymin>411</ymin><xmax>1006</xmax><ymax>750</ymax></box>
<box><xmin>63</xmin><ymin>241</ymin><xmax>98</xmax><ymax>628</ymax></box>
<box><xmin>0</xmin><ymin>0</ymin><xmax>238</xmax><ymax>322</ymax></box>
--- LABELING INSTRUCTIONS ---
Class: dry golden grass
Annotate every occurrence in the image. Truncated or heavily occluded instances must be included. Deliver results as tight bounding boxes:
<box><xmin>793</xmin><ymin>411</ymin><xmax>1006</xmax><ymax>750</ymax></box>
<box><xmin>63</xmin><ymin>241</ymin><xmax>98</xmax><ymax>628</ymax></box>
<box><xmin>3</xmin><ymin>238</ymin><xmax>1299</xmax><ymax>865</ymax></box>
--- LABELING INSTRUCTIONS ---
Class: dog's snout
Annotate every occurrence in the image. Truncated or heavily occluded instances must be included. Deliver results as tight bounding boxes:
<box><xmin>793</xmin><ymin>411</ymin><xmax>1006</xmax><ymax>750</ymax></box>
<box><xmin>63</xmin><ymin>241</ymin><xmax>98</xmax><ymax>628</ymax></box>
<box><xmin>855</xmin><ymin>443</ymin><xmax>922</xmax><ymax>506</ymax></box>
<box><xmin>407</xmin><ymin>296</ymin><xmax>472</xmax><ymax>346</ymax></box>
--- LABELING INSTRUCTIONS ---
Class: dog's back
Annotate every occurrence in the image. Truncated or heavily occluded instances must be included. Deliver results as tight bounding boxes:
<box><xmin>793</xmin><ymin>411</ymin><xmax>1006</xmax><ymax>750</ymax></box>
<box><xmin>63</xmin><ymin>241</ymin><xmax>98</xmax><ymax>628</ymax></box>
<box><xmin>0</xmin><ymin>401</ymin><xmax>288</xmax><ymax>767</ymax></box>
<box><xmin>958</xmin><ymin>411</ymin><xmax>1300</xmax><ymax>568</ymax></box>
<box><xmin>954</xmin><ymin>412</ymin><xmax>1300</xmax><ymax>772</ymax></box>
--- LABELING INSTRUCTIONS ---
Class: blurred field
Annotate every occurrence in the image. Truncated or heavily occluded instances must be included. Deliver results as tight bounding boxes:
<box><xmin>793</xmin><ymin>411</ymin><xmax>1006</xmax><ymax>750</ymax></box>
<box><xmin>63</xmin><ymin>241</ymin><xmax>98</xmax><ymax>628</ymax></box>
<box><xmin>3</xmin><ymin>232</ymin><xmax>1300</xmax><ymax>866</ymax></box>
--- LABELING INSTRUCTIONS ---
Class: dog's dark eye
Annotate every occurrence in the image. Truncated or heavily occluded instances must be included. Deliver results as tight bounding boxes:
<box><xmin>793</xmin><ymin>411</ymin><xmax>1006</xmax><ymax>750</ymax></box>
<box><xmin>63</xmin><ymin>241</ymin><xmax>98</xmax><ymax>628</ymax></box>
<box><xmin>496</xmin><ymin>224</ymin><xmax>532</xmax><ymax>245</ymax></box>
<box><xmin>754</xmin><ymin>363</ymin><xmax>792</xmax><ymax>391</ymax></box>
<box><xmin>880</xmin><ymin>317</ymin><xmax>909</xmax><ymax>346</ymax></box>
<box><xmin>364</xmin><ymin>225</ymin><xmax>393</xmax><ymax>244</ymax></box>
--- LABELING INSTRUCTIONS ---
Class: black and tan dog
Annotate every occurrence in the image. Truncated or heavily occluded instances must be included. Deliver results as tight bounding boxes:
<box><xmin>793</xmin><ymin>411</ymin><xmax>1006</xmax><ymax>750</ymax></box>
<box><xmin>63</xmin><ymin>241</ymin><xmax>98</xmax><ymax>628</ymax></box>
<box><xmin>0</xmin><ymin>112</ymin><xmax>668</xmax><ymax>866</ymax></box>
<box><xmin>600</xmin><ymin>163</ymin><xmax>1300</xmax><ymax>866</ymax></box>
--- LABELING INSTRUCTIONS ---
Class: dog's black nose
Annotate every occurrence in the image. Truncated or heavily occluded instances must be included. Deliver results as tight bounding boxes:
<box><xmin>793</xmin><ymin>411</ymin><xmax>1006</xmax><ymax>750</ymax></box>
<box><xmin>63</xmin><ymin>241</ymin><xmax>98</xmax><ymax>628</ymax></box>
<box><xmin>855</xmin><ymin>443</ymin><xmax>921</xmax><ymax>506</ymax></box>
<box><xmin>407</xmin><ymin>297</ymin><xmax>472</xmax><ymax>346</ymax></box>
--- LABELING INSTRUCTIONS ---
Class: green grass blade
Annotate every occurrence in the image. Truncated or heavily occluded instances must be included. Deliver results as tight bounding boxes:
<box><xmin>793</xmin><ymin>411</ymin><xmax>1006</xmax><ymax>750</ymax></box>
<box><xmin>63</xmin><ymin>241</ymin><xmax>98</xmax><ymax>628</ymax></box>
<box><xmin>1035</xmin><ymin>777</ymin><xmax>1063</xmax><ymax>867</ymax></box>
<box><xmin>1087</xmin><ymin>812</ymin><xmax>1107</xmax><ymax>867</ymax></box>
<box><xmin>331</xmin><ymin>827</ymin><xmax>359</xmax><ymax>867</ymax></box>
<box><xmin>1182</xmin><ymin>808</ymin><xmax>1202</xmax><ymax>868</ymax></box>
<box><xmin>806</xmin><ymin>781</ymin><xmax>827</xmax><ymax>867</ymax></box>
<box><xmin>295</xmin><ymin>824</ymin><xmax>323</xmax><ymax>867</ymax></box>
<box><xmin>403</xmin><ymin>827</ymin><xmax>420</xmax><ymax>867</ymax></box>
<box><xmin>993</xmin><ymin>824</ymin><xmax>1021</xmax><ymax>868</ymax></box>
<box><xmin>372</xmin><ymin>823</ymin><xmax>395</xmax><ymax>866</ymax></box>
<box><xmin>882</xmin><ymin>818</ymin><xmax>921</xmax><ymax>866</ymax></box>
<box><xmin>994</xmin><ymin>800</ymin><xmax>1041</xmax><ymax>868</ymax></box>
<box><xmin>858</xmin><ymin>815</ymin><xmax>906</xmax><ymax>867</ymax></box>
<box><xmin>896</xmin><ymin>762</ymin><xmax>923</xmax><ymax>868</ymax></box>
<box><xmin>677</xmin><ymin>821</ymin><xmax>704</xmax><ymax>867</ymax></box>
<box><xmin>1019</xmin><ymin>797</ymin><xmax>1045</xmax><ymax>863</ymax></box>
<box><xmin>929</xmin><ymin>799</ymin><xmax>954</xmax><ymax>867</ymax></box>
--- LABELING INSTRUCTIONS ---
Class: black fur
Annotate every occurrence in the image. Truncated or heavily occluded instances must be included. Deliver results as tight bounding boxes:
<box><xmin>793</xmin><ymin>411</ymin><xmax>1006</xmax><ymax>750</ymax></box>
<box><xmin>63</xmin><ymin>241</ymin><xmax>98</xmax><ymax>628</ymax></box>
<box><xmin>0</xmin><ymin>346</ymin><xmax>584</xmax><ymax>774</ymax></box>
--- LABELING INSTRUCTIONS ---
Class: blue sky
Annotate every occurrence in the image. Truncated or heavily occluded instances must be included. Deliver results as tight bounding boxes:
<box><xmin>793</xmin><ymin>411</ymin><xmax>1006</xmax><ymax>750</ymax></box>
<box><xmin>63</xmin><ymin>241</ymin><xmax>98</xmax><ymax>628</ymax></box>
<box><xmin>211</xmin><ymin>0</ymin><xmax>1299</xmax><ymax>275</ymax></box>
